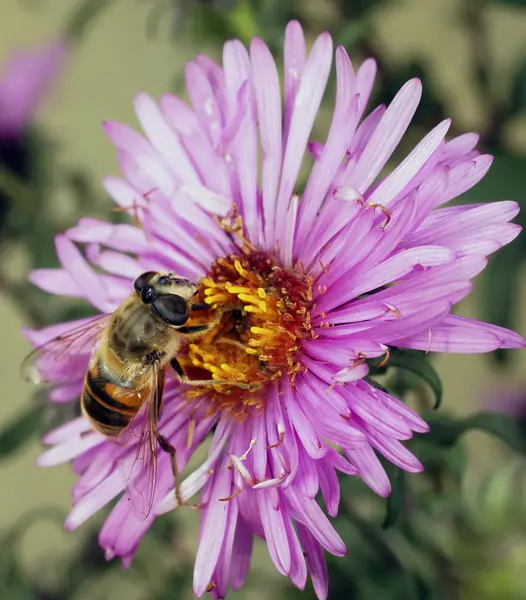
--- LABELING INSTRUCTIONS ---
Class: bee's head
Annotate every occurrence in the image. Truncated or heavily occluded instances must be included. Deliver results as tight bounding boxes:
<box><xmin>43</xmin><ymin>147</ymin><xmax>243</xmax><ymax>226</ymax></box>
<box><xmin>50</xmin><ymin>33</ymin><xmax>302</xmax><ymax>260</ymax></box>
<box><xmin>133</xmin><ymin>271</ymin><xmax>197</xmax><ymax>327</ymax></box>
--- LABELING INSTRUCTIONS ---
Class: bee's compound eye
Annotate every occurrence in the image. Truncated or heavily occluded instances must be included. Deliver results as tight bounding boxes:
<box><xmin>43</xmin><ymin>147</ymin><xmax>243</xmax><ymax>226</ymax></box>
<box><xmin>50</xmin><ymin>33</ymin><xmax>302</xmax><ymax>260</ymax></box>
<box><xmin>152</xmin><ymin>294</ymin><xmax>189</xmax><ymax>326</ymax></box>
<box><xmin>141</xmin><ymin>285</ymin><xmax>156</xmax><ymax>304</ymax></box>
<box><xmin>134</xmin><ymin>271</ymin><xmax>157</xmax><ymax>293</ymax></box>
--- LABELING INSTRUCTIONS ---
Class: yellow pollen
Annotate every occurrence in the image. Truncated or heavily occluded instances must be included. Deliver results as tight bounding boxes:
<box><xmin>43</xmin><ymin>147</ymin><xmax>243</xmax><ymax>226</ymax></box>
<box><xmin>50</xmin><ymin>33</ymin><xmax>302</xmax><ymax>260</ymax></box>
<box><xmin>177</xmin><ymin>242</ymin><xmax>314</xmax><ymax>421</ymax></box>
<box><xmin>238</xmin><ymin>293</ymin><xmax>262</xmax><ymax>305</ymax></box>
<box><xmin>250</xmin><ymin>326</ymin><xmax>274</xmax><ymax>335</ymax></box>
<box><xmin>225</xmin><ymin>283</ymin><xmax>252</xmax><ymax>294</ymax></box>
<box><xmin>244</xmin><ymin>305</ymin><xmax>264</xmax><ymax>314</ymax></box>
<box><xmin>205</xmin><ymin>293</ymin><xmax>231</xmax><ymax>304</ymax></box>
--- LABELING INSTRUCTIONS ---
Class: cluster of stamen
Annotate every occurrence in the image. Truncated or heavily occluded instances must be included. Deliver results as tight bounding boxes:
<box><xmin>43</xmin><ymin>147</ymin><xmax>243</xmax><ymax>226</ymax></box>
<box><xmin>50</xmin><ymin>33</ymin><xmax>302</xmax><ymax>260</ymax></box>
<box><xmin>178</xmin><ymin>250</ymin><xmax>314</xmax><ymax>420</ymax></box>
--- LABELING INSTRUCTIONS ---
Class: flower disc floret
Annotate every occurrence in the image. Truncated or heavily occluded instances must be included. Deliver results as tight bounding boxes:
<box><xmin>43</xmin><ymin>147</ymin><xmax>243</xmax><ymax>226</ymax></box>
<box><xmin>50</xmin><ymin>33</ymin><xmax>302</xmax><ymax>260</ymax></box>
<box><xmin>181</xmin><ymin>242</ymin><xmax>314</xmax><ymax>419</ymax></box>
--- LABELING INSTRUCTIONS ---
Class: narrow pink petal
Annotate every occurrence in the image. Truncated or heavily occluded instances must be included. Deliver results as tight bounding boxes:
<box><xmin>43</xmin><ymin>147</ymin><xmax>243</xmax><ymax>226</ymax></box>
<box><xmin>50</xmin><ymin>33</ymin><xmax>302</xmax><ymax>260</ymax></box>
<box><xmin>366</xmin><ymin>432</ymin><xmax>423</xmax><ymax>472</ymax></box>
<box><xmin>42</xmin><ymin>416</ymin><xmax>92</xmax><ymax>444</ymax></box>
<box><xmin>440</xmin><ymin>132</ymin><xmax>479</xmax><ymax>161</ymax></box>
<box><xmin>250</xmin><ymin>37</ymin><xmax>282</xmax><ymax>245</ymax></box>
<box><xmin>284</xmin><ymin>20</ymin><xmax>307</xmax><ymax>144</ymax></box>
<box><xmin>440</xmin><ymin>154</ymin><xmax>493</xmax><ymax>204</ymax></box>
<box><xmin>286</xmin><ymin>489</ymin><xmax>347</xmax><ymax>556</ymax></box>
<box><xmin>294</xmin><ymin>444</ymin><xmax>319</xmax><ymax>498</ymax></box>
<box><xmin>280</xmin><ymin>196</ymin><xmax>299</xmax><ymax>268</ymax></box>
<box><xmin>354</xmin><ymin>58</ymin><xmax>377</xmax><ymax>120</ymax></box>
<box><xmin>296</xmin><ymin>45</ymin><xmax>361</xmax><ymax>246</ymax></box>
<box><xmin>258</xmin><ymin>489</ymin><xmax>291</xmax><ymax>575</ymax></box>
<box><xmin>274</xmin><ymin>32</ymin><xmax>333</xmax><ymax>247</ymax></box>
<box><xmin>408</xmin><ymin>201</ymin><xmax>520</xmax><ymax>246</ymax></box>
<box><xmin>228</xmin><ymin>84</ymin><xmax>259</xmax><ymax>240</ymax></box>
<box><xmin>186</xmin><ymin>60</ymin><xmax>223</xmax><ymax>147</ymax></box>
<box><xmin>213</xmin><ymin>500</ymin><xmax>239</xmax><ymax>599</ymax></box>
<box><xmin>284</xmin><ymin>516</ymin><xmax>308</xmax><ymax>590</ymax></box>
<box><xmin>394</xmin><ymin>315</ymin><xmax>526</xmax><ymax>352</ymax></box>
<box><xmin>68</xmin><ymin>214</ymin><xmax>149</xmax><ymax>253</ymax></box>
<box><xmin>103</xmin><ymin>121</ymin><xmax>152</xmax><ymax>156</ymax></box>
<box><xmin>347</xmin><ymin>444</ymin><xmax>391</xmax><ymax>497</ymax></box>
<box><xmin>297</xmin><ymin>524</ymin><xmax>329</xmax><ymax>600</ymax></box>
<box><xmin>86</xmin><ymin>247</ymin><xmax>140</xmax><ymax>279</ymax></box>
<box><xmin>193</xmin><ymin>463</ymin><xmax>232</xmax><ymax>597</ymax></box>
<box><xmin>282</xmin><ymin>381</ymin><xmax>327</xmax><ymax>459</ymax></box>
<box><xmin>343</xmin><ymin>79</ymin><xmax>422</xmax><ymax>192</ymax></box>
<box><xmin>251</xmin><ymin>412</ymin><xmax>267</xmax><ymax>482</ymax></box>
<box><xmin>223</xmin><ymin>40</ymin><xmax>250</xmax><ymax>116</ymax></box>
<box><xmin>195</xmin><ymin>53</ymin><xmax>227</xmax><ymax>118</ymax></box>
<box><xmin>318</xmin><ymin>462</ymin><xmax>340</xmax><ymax>517</ymax></box>
<box><xmin>363</xmin><ymin>383</ymin><xmax>430</xmax><ymax>433</ymax></box>
<box><xmin>348</xmin><ymin>104</ymin><xmax>386</xmax><ymax>156</ymax></box>
<box><xmin>160</xmin><ymin>94</ymin><xmax>231</xmax><ymax>196</ymax></box>
<box><xmin>368</xmin><ymin>119</ymin><xmax>451</xmax><ymax>208</ymax></box>
<box><xmin>319</xmin><ymin>245</ymin><xmax>454</xmax><ymax>312</ymax></box>
<box><xmin>29</xmin><ymin>268</ymin><xmax>83</xmax><ymax>297</ymax></box>
<box><xmin>66</xmin><ymin>470</ymin><xmax>124</xmax><ymax>530</ymax></box>
<box><xmin>230</xmin><ymin>516</ymin><xmax>254</xmax><ymax>591</ymax></box>
<box><xmin>134</xmin><ymin>93</ymin><xmax>200</xmax><ymax>184</ymax></box>
<box><xmin>55</xmin><ymin>235</ymin><xmax>110</xmax><ymax>312</ymax></box>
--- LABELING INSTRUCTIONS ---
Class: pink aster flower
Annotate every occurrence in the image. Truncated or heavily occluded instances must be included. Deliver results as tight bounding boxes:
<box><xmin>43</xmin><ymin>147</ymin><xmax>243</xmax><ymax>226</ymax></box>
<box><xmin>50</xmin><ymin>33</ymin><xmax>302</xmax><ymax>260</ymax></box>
<box><xmin>26</xmin><ymin>21</ymin><xmax>525</xmax><ymax>600</ymax></box>
<box><xmin>0</xmin><ymin>38</ymin><xmax>67</xmax><ymax>138</ymax></box>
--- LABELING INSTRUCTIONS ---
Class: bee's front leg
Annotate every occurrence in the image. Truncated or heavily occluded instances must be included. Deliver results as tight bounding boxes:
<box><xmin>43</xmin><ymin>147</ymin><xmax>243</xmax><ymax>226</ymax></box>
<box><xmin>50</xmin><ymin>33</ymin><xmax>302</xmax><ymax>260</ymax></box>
<box><xmin>170</xmin><ymin>357</ymin><xmax>259</xmax><ymax>392</ymax></box>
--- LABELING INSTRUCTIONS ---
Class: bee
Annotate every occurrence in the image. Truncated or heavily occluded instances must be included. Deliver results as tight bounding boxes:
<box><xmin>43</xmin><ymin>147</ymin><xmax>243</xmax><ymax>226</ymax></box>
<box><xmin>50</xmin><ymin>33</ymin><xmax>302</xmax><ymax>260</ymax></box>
<box><xmin>23</xmin><ymin>271</ymin><xmax>253</xmax><ymax>516</ymax></box>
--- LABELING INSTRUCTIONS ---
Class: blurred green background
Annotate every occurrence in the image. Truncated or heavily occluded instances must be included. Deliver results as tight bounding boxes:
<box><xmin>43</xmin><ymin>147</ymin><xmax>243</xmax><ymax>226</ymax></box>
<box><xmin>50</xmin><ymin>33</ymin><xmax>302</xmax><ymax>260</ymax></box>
<box><xmin>0</xmin><ymin>1</ymin><xmax>525</xmax><ymax>599</ymax></box>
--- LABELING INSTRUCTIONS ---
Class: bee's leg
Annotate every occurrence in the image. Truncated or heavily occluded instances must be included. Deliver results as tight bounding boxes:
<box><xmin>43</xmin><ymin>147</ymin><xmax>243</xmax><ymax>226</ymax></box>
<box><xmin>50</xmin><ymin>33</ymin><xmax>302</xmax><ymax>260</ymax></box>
<box><xmin>156</xmin><ymin>434</ymin><xmax>201</xmax><ymax>510</ymax></box>
<box><xmin>154</xmin><ymin>373</ymin><xmax>200</xmax><ymax>510</ymax></box>
<box><xmin>190</xmin><ymin>303</ymin><xmax>210</xmax><ymax>312</ymax></box>
<box><xmin>170</xmin><ymin>357</ymin><xmax>259</xmax><ymax>392</ymax></box>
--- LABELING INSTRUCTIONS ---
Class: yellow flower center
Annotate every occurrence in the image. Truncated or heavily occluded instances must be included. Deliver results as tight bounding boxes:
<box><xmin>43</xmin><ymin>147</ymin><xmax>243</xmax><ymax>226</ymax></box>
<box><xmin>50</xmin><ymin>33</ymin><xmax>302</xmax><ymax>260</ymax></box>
<box><xmin>178</xmin><ymin>249</ymin><xmax>314</xmax><ymax>421</ymax></box>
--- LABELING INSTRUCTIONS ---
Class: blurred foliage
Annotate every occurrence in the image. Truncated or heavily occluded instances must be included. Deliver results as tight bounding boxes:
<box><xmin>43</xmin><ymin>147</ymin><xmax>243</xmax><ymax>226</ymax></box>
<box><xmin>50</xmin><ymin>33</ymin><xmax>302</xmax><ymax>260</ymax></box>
<box><xmin>0</xmin><ymin>0</ymin><xmax>525</xmax><ymax>600</ymax></box>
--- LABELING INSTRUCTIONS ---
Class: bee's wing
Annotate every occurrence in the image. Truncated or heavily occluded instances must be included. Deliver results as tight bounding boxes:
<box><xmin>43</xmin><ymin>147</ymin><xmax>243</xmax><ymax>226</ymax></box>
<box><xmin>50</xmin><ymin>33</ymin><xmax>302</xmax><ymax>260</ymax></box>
<box><xmin>118</xmin><ymin>365</ymin><xmax>164</xmax><ymax>519</ymax></box>
<box><xmin>22</xmin><ymin>314</ymin><xmax>111</xmax><ymax>386</ymax></box>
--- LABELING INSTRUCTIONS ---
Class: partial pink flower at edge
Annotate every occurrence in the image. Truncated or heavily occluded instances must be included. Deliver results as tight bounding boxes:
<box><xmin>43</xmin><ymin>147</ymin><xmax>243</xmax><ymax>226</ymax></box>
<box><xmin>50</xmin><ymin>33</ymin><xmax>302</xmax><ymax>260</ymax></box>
<box><xmin>0</xmin><ymin>38</ymin><xmax>68</xmax><ymax>138</ymax></box>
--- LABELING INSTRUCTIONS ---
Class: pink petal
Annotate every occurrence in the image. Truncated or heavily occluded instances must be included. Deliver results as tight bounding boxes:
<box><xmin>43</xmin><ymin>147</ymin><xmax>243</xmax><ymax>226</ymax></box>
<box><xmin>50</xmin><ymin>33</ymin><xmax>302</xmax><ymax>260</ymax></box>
<box><xmin>283</xmin><ymin>20</ymin><xmax>307</xmax><ymax>144</ymax></box>
<box><xmin>342</xmin><ymin>79</ymin><xmax>422</xmax><ymax>192</ymax></box>
<box><xmin>134</xmin><ymin>92</ymin><xmax>200</xmax><ymax>184</ymax></box>
<box><xmin>250</xmin><ymin>37</ymin><xmax>282</xmax><ymax>245</ymax></box>
<box><xmin>258</xmin><ymin>489</ymin><xmax>291</xmax><ymax>575</ymax></box>
<box><xmin>55</xmin><ymin>235</ymin><xmax>110</xmax><ymax>312</ymax></box>
<box><xmin>297</xmin><ymin>524</ymin><xmax>329</xmax><ymax>600</ymax></box>
<box><xmin>230</xmin><ymin>516</ymin><xmax>254</xmax><ymax>591</ymax></box>
<box><xmin>274</xmin><ymin>32</ymin><xmax>333</xmax><ymax>248</ymax></box>
<box><xmin>368</xmin><ymin>118</ymin><xmax>451</xmax><ymax>208</ymax></box>
<box><xmin>347</xmin><ymin>443</ymin><xmax>391</xmax><ymax>496</ymax></box>
<box><xmin>193</xmin><ymin>463</ymin><xmax>232</xmax><ymax>597</ymax></box>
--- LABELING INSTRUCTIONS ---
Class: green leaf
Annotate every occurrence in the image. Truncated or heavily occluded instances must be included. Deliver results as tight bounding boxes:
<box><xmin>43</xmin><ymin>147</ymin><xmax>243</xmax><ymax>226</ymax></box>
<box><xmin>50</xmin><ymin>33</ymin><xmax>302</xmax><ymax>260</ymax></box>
<box><xmin>424</xmin><ymin>411</ymin><xmax>526</xmax><ymax>454</ymax></box>
<box><xmin>382</xmin><ymin>462</ymin><xmax>406</xmax><ymax>529</ymax></box>
<box><xmin>0</xmin><ymin>405</ymin><xmax>44</xmax><ymax>460</ymax></box>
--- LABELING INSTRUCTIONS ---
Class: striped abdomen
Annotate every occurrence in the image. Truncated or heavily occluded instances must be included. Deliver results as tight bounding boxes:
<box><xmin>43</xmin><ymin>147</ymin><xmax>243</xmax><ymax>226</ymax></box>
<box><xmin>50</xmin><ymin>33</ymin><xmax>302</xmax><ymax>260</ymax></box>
<box><xmin>81</xmin><ymin>355</ymin><xmax>146</xmax><ymax>438</ymax></box>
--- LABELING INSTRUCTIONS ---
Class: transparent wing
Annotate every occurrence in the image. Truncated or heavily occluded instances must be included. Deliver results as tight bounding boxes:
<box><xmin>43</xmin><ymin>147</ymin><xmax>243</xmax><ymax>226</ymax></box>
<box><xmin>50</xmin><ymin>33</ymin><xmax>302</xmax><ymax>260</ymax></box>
<box><xmin>118</xmin><ymin>365</ymin><xmax>164</xmax><ymax>519</ymax></box>
<box><xmin>22</xmin><ymin>314</ymin><xmax>111</xmax><ymax>386</ymax></box>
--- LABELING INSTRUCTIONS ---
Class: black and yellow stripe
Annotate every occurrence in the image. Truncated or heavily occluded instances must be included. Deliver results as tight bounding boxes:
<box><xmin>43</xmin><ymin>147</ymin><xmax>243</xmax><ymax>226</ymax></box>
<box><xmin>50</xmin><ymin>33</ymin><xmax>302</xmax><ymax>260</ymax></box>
<box><xmin>81</xmin><ymin>361</ymin><xmax>138</xmax><ymax>437</ymax></box>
